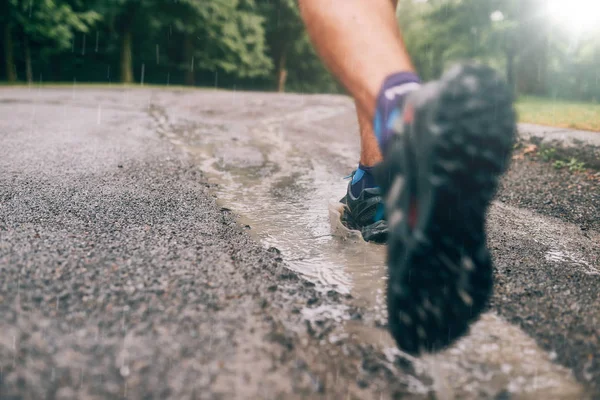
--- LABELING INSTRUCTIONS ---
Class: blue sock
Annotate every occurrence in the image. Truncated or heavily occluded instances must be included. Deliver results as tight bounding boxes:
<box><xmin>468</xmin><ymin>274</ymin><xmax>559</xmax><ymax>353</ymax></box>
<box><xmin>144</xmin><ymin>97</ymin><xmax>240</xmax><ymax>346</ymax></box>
<box><xmin>373</xmin><ymin>72</ymin><xmax>421</xmax><ymax>153</ymax></box>
<box><xmin>350</xmin><ymin>163</ymin><xmax>378</xmax><ymax>197</ymax></box>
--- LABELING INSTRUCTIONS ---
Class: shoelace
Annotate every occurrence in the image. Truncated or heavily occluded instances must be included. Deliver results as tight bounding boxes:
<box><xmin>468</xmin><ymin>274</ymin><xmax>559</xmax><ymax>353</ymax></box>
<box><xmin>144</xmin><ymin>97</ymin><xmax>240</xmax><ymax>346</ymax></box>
<box><xmin>343</xmin><ymin>170</ymin><xmax>356</xmax><ymax>180</ymax></box>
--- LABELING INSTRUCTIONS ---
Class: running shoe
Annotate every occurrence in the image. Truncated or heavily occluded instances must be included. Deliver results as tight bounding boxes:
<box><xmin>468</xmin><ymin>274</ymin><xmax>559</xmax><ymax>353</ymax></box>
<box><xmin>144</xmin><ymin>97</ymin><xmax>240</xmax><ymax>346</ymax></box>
<box><xmin>339</xmin><ymin>170</ymin><xmax>388</xmax><ymax>243</ymax></box>
<box><xmin>372</xmin><ymin>63</ymin><xmax>516</xmax><ymax>355</ymax></box>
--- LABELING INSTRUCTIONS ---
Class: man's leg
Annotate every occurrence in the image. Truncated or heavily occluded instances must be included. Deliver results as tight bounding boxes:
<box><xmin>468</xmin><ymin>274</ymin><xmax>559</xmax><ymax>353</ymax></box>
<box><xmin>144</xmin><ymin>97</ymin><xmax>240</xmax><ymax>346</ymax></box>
<box><xmin>356</xmin><ymin>0</ymin><xmax>399</xmax><ymax>168</ymax></box>
<box><xmin>299</xmin><ymin>0</ymin><xmax>516</xmax><ymax>355</ymax></box>
<box><xmin>301</xmin><ymin>0</ymin><xmax>421</xmax><ymax>243</ymax></box>
<box><xmin>335</xmin><ymin>97</ymin><xmax>391</xmax><ymax>243</ymax></box>
<box><xmin>356</xmin><ymin>103</ymin><xmax>382</xmax><ymax>167</ymax></box>
<box><xmin>299</xmin><ymin>0</ymin><xmax>413</xmax><ymax>118</ymax></box>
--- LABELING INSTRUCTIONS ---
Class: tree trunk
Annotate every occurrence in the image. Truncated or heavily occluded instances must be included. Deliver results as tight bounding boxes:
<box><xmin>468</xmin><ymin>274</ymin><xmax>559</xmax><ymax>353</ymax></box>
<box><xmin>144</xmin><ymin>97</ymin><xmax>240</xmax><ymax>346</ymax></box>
<box><xmin>120</xmin><ymin>28</ymin><xmax>134</xmax><ymax>83</ymax></box>
<box><xmin>3</xmin><ymin>23</ymin><xmax>17</xmax><ymax>82</ymax></box>
<box><xmin>506</xmin><ymin>49</ymin><xmax>515</xmax><ymax>91</ymax></box>
<box><xmin>184</xmin><ymin>34</ymin><xmax>195</xmax><ymax>86</ymax></box>
<box><xmin>516</xmin><ymin>0</ymin><xmax>548</xmax><ymax>96</ymax></box>
<box><xmin>51</xmin><ymin>54</ymin><xmax>62</xmax><ymax>81</ymax></box>
<box><xmin>24</xmin><ymin>36</ymin><xmax>33</xmax><ymax>84</ymax></box>
<box><xmin>504</xmin><ymin>30</ymin><xmax>517</xmax><ymax>92</ymax></box>
<box><xmin>276</xmin><ymin>49</ymin><xmax>287</xmax><ymax>92</ymax></box>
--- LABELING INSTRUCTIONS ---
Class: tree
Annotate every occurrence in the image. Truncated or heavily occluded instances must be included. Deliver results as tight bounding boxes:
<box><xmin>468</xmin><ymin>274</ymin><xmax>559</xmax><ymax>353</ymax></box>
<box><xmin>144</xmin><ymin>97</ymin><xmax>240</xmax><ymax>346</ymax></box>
<box><xmin>153</xmin><ymin>0</ymin><xmax>272</xmax><ymax>85</ymax></box>
<box><xmin>259</xmin><ymin>0</ymin><xmax>304</xmax><ymax>91</ymax></box>
<box><xmin>2</xmin><ymin>0</ymin><xmax>596</xmax><ymax>100</ymax></box>
<box><xmin>97</xmin><ymin>0</ymin><xmax>146</xmax><ymax>83</ymax></box>
<box><xmin>516</xmin><ymin>0</ymin><xmax>549</xmax><ymax>95</ymax></box>
<box><xmin>284</xmin><ymin>33</ymin><xmax>341</xmax><ymax>94</ymax></box>
<box><xmin>398</xmin><ymin>0</ymin><xmax>549</xmax><ymax>96</ymax></box>
<box><xmin>546</xmin><ymin>26</ymin><xmax>600</xmax><ymax>101</ymax></box>
<box><xmin>1</xmin><ymin>0</ymin><xmax>17</xmax><ymax>82</ymax></box>
<box><xmin>400</xmin><ymin>0</ymin><xmax>515</xmax><ymax>79</ymax></box>
<box><xmin>3</xmin><ymin>0</ymin><xmax>99</xmax><ymax>83</ymax></box>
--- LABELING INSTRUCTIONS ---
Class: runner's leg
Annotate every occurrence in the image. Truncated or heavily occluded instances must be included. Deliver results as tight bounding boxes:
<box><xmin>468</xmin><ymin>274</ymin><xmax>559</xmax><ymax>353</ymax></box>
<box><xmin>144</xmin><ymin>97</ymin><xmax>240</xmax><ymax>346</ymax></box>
<box><xmin>355</xmin><ymin>0</ymin><xmax>399</xmax><ymax>168</ymax></box>
<box><xmin>300</xmin><ymin>0</ymin><xmax>420</xmax><ymax>243</ymax></box>
<box><xmin>299</xmin><ymin>0</ymin><xmax>516</xmax><ymax>354</ymax></box>
<box><xmin>299</xmin><ymin>0</ymin><xmax>414</xmax><ymax>119</ymax></box>
<box><xmin>356</xmin><ymin>102</ymin><xmax>382</xmax><ymax>167</ymax></box>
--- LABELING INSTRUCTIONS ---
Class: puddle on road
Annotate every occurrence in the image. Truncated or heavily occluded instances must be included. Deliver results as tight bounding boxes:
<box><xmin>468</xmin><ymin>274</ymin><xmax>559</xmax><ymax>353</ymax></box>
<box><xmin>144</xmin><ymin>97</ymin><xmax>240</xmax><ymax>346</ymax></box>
<box><xmin>150</xmin><ymin>98</ymin><xmax>586</xmax><ymax>399</ymax></box>
<box><xmin>183</xmin><ymin>129</ymin><xmax>389</xmax><ymax>320</ymax></box>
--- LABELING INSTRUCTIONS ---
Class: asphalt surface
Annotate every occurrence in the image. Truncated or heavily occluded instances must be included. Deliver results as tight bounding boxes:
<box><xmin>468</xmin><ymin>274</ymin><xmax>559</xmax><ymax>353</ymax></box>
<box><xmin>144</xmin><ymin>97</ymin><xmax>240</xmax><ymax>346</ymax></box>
<box><xmin>0</xmin><ymin>87</ymin><xmax>598</xmax><ymax>399</ymax></box>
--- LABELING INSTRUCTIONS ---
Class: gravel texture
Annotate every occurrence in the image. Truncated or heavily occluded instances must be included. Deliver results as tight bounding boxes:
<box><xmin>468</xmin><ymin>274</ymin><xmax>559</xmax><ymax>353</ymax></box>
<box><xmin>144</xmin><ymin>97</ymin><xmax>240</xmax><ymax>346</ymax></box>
<box><xmin>0</xmin><ymin>88</ymin><xmax>598</xmax><ymax>399</ymax></box>
<box><xmin>0</xmin><ymin>90</ymin><xmax>427</xmax><ymax>399</ymax></box>
<box><xmin>493</xmin><ymin>139</ymin><xmax>600</xmax><ymax>394</ymax></box>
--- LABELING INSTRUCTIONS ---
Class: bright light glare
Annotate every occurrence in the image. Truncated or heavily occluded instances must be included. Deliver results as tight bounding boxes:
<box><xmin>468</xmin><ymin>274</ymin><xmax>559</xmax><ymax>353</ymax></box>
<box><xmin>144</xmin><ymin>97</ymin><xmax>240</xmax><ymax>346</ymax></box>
<box><xmin>490</xmin><ymin>10</ymin><xmax>505</xmax><ymax>22</ymax></box>
<box><xmin>547</xmin><ymin>0</ymin><xmax>600</xmax><ymax>33</ymax></box>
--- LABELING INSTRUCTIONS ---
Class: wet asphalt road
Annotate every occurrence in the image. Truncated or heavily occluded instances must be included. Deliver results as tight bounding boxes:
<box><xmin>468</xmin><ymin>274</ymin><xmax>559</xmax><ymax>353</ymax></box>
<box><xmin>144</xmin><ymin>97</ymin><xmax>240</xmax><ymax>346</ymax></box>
<box><xmin>0</xmin><ymin>87</ymin><xmax>598</xmax><ymax>399</ymax></box>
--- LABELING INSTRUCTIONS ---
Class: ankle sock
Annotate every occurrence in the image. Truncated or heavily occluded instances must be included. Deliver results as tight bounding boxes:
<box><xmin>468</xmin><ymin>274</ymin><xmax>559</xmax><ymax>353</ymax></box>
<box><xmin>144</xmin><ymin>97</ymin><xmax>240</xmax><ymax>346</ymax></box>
<box><xmin>374</xmin><ymin>72</ymin><xmax>421</xmax><ymax>153</ymax></box>
<box><xmin>350</xmin><ymin>163</ymin><xmax>378</xmax><ymax>197</ymax></box>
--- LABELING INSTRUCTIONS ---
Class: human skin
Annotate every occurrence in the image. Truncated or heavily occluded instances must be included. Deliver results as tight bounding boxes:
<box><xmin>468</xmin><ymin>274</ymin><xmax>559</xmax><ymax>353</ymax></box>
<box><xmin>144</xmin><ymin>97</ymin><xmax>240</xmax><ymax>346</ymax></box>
<box><xmin>298</xmin><ymin>0</ymin><xmax>414</xmax><ymax>166</ymax></box>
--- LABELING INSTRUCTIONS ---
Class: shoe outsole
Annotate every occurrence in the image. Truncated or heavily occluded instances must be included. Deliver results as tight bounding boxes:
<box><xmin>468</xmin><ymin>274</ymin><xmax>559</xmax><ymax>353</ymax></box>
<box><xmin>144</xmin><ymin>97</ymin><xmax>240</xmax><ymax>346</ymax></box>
<box><xmin>374</xmin><ymin>63</ymin><xmax>516</xmax><ymax>355</ymax></box>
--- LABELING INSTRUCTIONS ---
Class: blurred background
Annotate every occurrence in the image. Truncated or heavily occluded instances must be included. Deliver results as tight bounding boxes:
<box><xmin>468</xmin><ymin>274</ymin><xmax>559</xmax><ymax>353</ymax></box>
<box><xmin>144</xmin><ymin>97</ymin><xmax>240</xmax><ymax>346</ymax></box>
<box><xmin>1</xmin><ymin>0</ymin><xmax>599</xmax><ymax>102</ymax></box>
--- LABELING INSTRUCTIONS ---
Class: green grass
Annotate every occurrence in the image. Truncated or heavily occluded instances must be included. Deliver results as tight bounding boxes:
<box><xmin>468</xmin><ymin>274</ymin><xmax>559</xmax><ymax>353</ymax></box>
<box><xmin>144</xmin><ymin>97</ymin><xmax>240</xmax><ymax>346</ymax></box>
<box><xmin>516</xmin><ymin>96</ymin><xmax>600</xmax><ymax>132</ymax></box>
<box><xmin>552</xmin><ymin>158</ymin><xmax>586</xmax><ymax>172</ymax></box>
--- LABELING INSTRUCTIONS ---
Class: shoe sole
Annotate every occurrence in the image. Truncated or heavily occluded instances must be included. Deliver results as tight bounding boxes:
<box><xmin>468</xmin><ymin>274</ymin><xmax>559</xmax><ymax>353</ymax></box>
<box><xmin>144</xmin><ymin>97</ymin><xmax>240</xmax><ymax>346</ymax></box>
<box><xmin>375</xmin><ymin>64</ymin><xmax>516</xmax><ymax>355</ymax></box>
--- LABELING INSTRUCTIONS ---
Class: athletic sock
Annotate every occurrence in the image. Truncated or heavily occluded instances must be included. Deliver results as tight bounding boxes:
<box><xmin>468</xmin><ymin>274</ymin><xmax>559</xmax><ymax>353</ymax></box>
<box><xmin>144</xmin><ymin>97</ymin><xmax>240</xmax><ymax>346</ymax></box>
<box><xmin>373</xmin><ymin>71</ymin><xmax>421</xmax><ymax>153</ymax></box>
<box><xmin>350</xmin><ymin>163</ymin><xmax>378</xmax><ymax>197</ymax></box>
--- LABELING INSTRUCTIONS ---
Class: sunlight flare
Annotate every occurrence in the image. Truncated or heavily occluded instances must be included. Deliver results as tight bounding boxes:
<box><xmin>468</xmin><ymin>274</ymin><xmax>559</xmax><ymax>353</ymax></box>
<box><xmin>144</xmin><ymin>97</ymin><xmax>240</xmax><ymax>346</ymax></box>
<box><xmin>547</xmin><ymin>0</ymin><xmax>600</xmax><ymax>33</ymax></box>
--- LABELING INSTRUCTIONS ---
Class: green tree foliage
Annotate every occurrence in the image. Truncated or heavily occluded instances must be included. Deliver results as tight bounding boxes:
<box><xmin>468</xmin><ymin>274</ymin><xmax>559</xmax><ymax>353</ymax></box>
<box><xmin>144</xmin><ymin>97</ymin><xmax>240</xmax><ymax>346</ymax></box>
<box><xmin>91</xmin><ymin>0</ymin><xmax>272</xmax><ymax>84</ymax></box>
<box><xmin>515</xmin><ymin>0</ymin><xmax>550</xmax><ymax>96</ymax></box>
<box><xmin>258</xmin><ymin>0</ymin><xmax>302</xmax><ymax>91</ymax></box>
<box><xmin>398</xmin><ymin>0</ymin><xmax>600</xmax><ymax>100</ymax></box>
<box><xmin>546</xmin><ymin>23</ymin><xmax>600</xmax><ymax>101</ymax></box>
<box><xmin>399</xmin><ymin>0</ymin><xmax>517</xmax><ymax>81</ymax></box>
<box><xmin>166</xmin><ymin>0</ymin><xmax>273</xmax><ymax>84</ymax></box>
<box><xmin>258</xmin><ymin>0</ymin><xmax>339</xmax><ymax>93</ymax></box>
<box><xmin>2</xmin><ymin>0</ymin><xmax>99</xmax><ymax>82</ymax></box>
<box><xmin>95</xmin><ymin>0</ymin><xmax>147</xmax><ymax>83</ymax></box>
<box><xmin>1</xmin><ymin>0</ymin><xmax>598</xmax><ymax>101</ymax></box>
